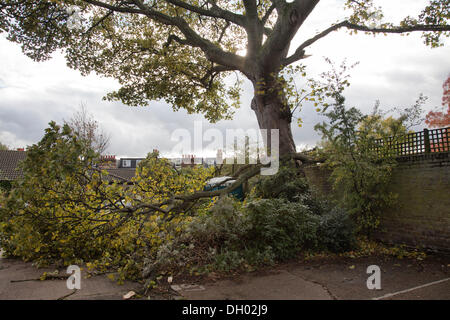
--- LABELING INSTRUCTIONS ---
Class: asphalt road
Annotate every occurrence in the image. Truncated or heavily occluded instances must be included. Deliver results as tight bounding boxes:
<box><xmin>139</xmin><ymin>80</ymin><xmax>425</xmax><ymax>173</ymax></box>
<box><xmin>1</xmin><ymin>249</ymin><xmax>449</xmax><ymax>300</ymax></box>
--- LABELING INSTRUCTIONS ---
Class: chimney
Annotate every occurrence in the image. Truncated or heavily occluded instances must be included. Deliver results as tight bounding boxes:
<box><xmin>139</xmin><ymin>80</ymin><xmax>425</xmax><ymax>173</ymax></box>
<box><xmin>216</xmin><ymin>149</ymin><xmax>223</xmax><ymax>165</ymax></box>
<box><xmin>99</xmin><ymin>155</ymin><xmax>117</xmax><ymax>169</ymax></box>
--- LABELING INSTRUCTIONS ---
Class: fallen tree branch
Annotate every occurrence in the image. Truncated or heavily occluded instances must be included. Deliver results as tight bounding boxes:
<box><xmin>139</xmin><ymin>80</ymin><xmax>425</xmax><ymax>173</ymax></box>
<box><xmin>11</xmin><ymin>274</ymin><xmax>70</xmax><ymax>282</ymax></box>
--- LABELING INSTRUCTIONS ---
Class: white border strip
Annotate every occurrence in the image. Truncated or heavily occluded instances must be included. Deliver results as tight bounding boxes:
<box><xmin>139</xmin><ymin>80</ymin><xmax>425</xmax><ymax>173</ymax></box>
<box><xmin>372</xmin><ymin>277</ymin><xmax>450</xmax><ymax>300</ymax></box>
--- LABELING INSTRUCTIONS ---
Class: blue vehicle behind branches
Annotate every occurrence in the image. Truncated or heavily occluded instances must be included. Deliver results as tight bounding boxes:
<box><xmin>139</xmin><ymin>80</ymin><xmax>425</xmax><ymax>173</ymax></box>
<box><xmin>204</xmin><ymin>176</ymin><xmax>244</xmax><ymax>201</ymax></box>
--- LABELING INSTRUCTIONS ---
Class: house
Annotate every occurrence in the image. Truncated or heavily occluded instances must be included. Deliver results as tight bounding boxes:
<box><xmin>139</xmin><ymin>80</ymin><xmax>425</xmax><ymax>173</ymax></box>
<box><xmin>173</xmin><ymin>154</ymin><xmax>218</xmax><ymax>169</ymax></box>
<box><xmin>99</xmin><ymin>155</ymin><xmax>117</xmax><ymax>169</ymax></box>
<box><xmin>0</xmin><ymin>150</ymin><xmax>136</xmax><ymax>187</ymax></box>
<box><xmin>101</xmin><ymin>168</ymin><xmax>136</xmax><ymax>184</ymax></box>
<box><xmin>118</xmin><ymin>157</ymin><xmax>145</xmax><ymax>169</ymax></box>
<box><xmin>0</xmin><ymin>150</ymin><xmax>27</xmax><ymax>189</ymax></box>
<box><xmin>1</xmin><ymin>149</ymin><xmax>222</xmax><ymax>189</ymax></box>
<box><xmin>98</xmin><ymin>155</ymin><xmax>136</xmax><ymax>183</ymax></box>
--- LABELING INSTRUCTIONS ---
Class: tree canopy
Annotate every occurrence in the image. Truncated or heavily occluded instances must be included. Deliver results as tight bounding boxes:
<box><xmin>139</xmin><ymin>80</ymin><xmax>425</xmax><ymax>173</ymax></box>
<box><xmin>65</xmin><ymin>103</ymin><xmax>111</xmax><ymax>154</ymax></box>
<box><xmin>0</xmin><ymin>141</ymin><xmax>8</xmax><ymax>151</ymax></box>
<box><xmin>1</xmin><ymin>1</ymin><xmax>449</xmax><ymax>155</ymax></box>
<box><xmin>425</xmin><ymin>74</ymin><xmax>450</xmax><ymax>128</ymax></box>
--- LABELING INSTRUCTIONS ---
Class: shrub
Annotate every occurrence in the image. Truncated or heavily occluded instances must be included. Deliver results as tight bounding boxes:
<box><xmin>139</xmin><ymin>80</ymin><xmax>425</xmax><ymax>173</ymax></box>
<box><xmin>311</xmin><ymin>61</ymin><xmax>425</xmax><ymax>235</ymax></box>
<box><xmin>253</xmin><ymin>166</ymin><xmax>309</xmax><ymax>202</ymax></box>
<box><xmin>251</xmin><ymin>166</ymin><xmax>330</xmax><ymax>215</ymax></box>
<box><xmin>244</xmin><ymin>199</ymin><xmax>320</xmax><ymax>259</ymax></box>
<box><xmin>144</xmin><ymin>194</ymin><xmax>357</xmax><ymax>279</ymax></box>
<box><xmin>317</xmin><ymin>207</ymin><xmax>357</xmax><ymax>252</ymax></box>
<box><xmin>0</xmin><ymin>180</ymin><xmax>12</xmax><ymax>192</ymax></box>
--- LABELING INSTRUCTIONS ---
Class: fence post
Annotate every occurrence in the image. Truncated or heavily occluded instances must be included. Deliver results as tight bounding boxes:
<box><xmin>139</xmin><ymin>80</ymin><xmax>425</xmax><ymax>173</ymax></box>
<box><xmin>424</xmin><ymin>129</ymin><xmax>431</xmax><ymax>153</ymax></box>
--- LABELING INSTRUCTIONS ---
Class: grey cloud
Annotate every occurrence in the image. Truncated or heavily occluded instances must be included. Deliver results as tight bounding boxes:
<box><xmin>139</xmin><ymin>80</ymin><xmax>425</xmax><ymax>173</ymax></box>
<box><xmin>1</xmin><ymin>2</ymin><xmax>449</xmax><ymax>156</ymax></box>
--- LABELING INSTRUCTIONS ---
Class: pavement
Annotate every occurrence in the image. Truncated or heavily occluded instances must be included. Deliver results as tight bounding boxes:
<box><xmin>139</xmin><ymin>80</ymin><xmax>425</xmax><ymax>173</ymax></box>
<box><xmin>172</xmin><ymin>255</ymin><xmax>450</xmax><ymax>300</ymax></box>
<box><xmin>1</xmin><ymin>249</ymin><xmax>449</xmax><ymax>300</ymax></box>
<box><xmin>0</xmin><ymin>250</ymin><xmax>141</xmax><ymax>300</ymax></box>
<box><xmin>172</xmin><ymin>270</ymin><xmax>333</xmax><ymax>300</ymax></box>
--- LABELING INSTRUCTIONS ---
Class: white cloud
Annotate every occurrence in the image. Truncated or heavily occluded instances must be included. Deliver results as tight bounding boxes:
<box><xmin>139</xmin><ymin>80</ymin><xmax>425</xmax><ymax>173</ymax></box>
<box><xmin>0</xmin><ymin>0</ymin><xmax>449</xmax><ymax>156</ymax></box>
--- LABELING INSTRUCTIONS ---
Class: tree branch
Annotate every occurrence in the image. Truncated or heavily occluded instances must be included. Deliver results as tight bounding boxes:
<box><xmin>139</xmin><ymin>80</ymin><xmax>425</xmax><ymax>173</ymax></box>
<box><xmin>131</xmin><ymin>0</ymin><xmax>245</xmax><ymax>71</ymax></box>
<box><xmin>260</xmin><ymin>0</ymin><xmax>319</xmax><ymax>72</ymax></box>
<box><xmin>164</xmin><ymin>34</ymin><xmax>190</xmax><ymax>47</ymax></box>
<box><xmin>283</xmin><ymin>20</ymin><xmax>450</xmax><ymax>66</ymax></box>
<box><xmin>79</xmin><ymin>0</ymin><xmax>245</xmax><ymax>71</ymax></box>
<box><xmin>82</xmin><ymin>0</ymin><xmax>143</xmax><ymax>14</ymax></box>
<box><xmin>261</xmin><ymin>3</ymin><xmax>276</xmax><ymax>25</ymax></box>
<box><xmin>164</xmin><ymin>0</ymin><xmax>246</xmax><ymax>27</ymax></box>
<box><xmin>243</xmin><ymin>0</ymin><xmax>263</xmax><ymax>56</ymax></box>
<box><xmin>347</xmin><ymin>22</ymin><xmax>450</xmax><ymax>34</ymax></box>
<box><xmin>217</xmin><ymin>20</ymin><xmax>230</xmax><ymax>44</ymax></box>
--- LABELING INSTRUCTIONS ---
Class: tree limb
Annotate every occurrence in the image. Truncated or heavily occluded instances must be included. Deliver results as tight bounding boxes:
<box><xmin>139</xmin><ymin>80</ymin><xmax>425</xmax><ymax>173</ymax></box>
<box><xmin>260</xmin><ymin>0</ymin><xmax>319</xmax><ymax>72</ymax></box>
<box><xmin>283</xmin><ymin>20</ymin><xmax>450</xmax><ymax>66</ymax></box>
<box><xmin>80</xmin><ymin>0</ymin><xmax>245</xmax><ymax>71</ymax></box>
<box><xmin>164</xmin><ymin>0</ymin><xmax>246</xmax><ymax>27</ymax></box>
<box><xmin>262</xmin><ymin>3</ymin><xmax>276</xmax><ymax>25</ymax></box>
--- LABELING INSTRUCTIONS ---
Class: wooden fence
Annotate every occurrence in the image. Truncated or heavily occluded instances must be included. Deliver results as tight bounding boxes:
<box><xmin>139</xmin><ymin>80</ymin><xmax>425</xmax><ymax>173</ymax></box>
<box><xmin>372</xmin><ymin>127</ymin><xmax>449</xmax><ymax>157</ymax></box>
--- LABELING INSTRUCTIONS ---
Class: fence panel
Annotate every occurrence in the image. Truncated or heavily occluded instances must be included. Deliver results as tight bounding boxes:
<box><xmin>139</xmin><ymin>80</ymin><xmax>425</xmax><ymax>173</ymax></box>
<box><xmin>429</xmin><ymin>127</ymin><xmax>449</xmax><ymax>153</ymax></box>
<box><xmin>371</xmin><ymin>127</ymin><xmax>449</xmax><ymax>158</ymax></box>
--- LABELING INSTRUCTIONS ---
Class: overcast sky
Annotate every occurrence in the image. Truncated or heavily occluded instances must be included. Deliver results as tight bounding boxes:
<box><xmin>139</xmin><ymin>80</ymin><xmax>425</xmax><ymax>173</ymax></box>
<box><xmin>0</xmin><ymin>0</ymin><xmax>449</xmax><ymax>158</ymax></box>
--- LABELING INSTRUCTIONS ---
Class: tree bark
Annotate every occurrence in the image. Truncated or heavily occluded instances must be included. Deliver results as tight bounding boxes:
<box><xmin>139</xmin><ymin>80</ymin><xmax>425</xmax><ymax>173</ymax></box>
<box><xmin>250</xmin><ymin>84</ymin><xmax>296</xmax><ymax>158</ymax></box>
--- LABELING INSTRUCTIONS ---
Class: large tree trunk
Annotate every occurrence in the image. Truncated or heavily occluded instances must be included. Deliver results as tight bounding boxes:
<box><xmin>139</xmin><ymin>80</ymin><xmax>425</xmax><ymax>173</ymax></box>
<box><xmin>250</xmin><ymin>85</ymin><xmax>296</xmax><ymax>159</ymax></box>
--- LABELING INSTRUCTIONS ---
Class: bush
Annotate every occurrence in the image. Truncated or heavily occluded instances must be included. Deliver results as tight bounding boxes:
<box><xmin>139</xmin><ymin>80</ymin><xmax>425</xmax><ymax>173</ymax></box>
<box><xmin>251</xmin><ymin>166</ymin><xmax>330</xmax><ymax>215</ymax></box>
<box><xmin>253</xmin><ymin>166</ymin><xmax>309</xmax><ymax>202</ymax></box>
<box><xmin>0</xmin><ymin>180</ymin><xmax>12</xmax><ymax>192</ymax></box>
<box><xmin>187</xmin><ymin>196</ymin><xmax>249</xmax><ymax>246</ymax></box>
<box><xmin>144</xmin><ymin>194</ymin><xmax>357</xmax><ymax>279</ymax></box>
<box><xmin>317</xmin><ymin>207</ymin><xmax>357</xmax><ymax>252</ymax></box>
<box><xmin>244</xmin><ymin>199</ymin><xmax>320</xmax><ymax>259</ymax></box>
<box><xmin>312</xmin><ymin>66</ymin><xmax>425</xmax><ymax>234</ymax></box>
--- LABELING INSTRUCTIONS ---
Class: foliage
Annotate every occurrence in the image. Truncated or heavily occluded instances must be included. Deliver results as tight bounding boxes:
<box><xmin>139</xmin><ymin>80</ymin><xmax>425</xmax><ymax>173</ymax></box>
<box><xmin>141</xmin><ymin>166</ymin><xmax>357</xmax><ymax>280</ymax></box>
<box><xmin>0</xmin><ymin>121</ymin><xmax>213</xmax><ymax>281</ymax></box>
<box><xmin>64</xmin><ymin>103</ymin><xmax>110</xmax><ymax>154</ymax></box>
<box><xmin>0</xmin><ymin>120</ymin><xmax>359</xmax><ymax>285</ymax></box>
<box><xmin>1</xmin><ymin>122</ymin><xmax>105</xmax><ymax>264</ymax></box>
<box><xmin>143</xmin><ymin>193</ymin><xmax>356</xmax><ymax>279</ymax></box>
<box><xmin>0</xmin><ymin>180</ymin><xmax>12</xmax><ymax>192</ymax></box>
<box><xmin>317</xmin><ymin>207</ymin><xmax>357</xmax><ymax>253</ymax></box>
<box><xmin>252</xmin><ymin>165</ymin><xmax>309</xmax><ymax>202</ymax></box>
<box><xmin>0</xmin><ymin>141</ymin><xmax>8</xmax><ymax>150</ymax></box>
<box><xmin>244</xmin><ymin>199</ymin><xmax>320</xmax><ymax>259</ymax></box>
<box><xmin>251</xmin><ymin>165</ymin><xmax>329</xmax><ymax>215</ymax></box>
<box><xmin>0</xmin><ymin>1</ymin><xmax>448</xmax><ymax>140</ymax></box>
<box><xmin>425</xmin><ymin>75</ymin><xmax>450</xmax><ymax>128</ymax></box>
<box><xmin>340</xmin><ymin>238</ymin><xmax>427</xmax><ymax>261</ymax></box>
<box><xmin>142</xmin><ymin>196</ymin><xmax>253</xmax><ymax>277</ymax></box>
<box><xmin>312</xmin><ymin>59</ymin><xmax>425</xmax><ymax>235</ymax></box>
<box><xmin>249</xmin><ymin>166</ymin><xmax>356</xmax><ymax>254</ymax></box>
<box><xmin>305</xmin><ymin>237</ymin><xmax>427</xmax><ymax>262</ymax></box>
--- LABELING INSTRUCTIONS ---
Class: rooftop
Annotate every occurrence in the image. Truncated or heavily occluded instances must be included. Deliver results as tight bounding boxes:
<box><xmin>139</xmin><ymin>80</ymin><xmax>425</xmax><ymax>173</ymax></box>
<box><xmin>0</xmin><ymin>150</ymin><xmax>27</xmax><ymax>181</ymax></box>
<box><xmin>0</xmin><ymin>150</ymin><xmax>137</xmax><ymax>183</ymax></box>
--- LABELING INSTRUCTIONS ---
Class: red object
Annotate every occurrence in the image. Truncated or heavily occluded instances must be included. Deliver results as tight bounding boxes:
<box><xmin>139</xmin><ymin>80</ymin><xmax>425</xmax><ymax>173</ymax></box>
<box><xmin>425</xmin><ymin>75</ymin><xmax>450</xmax><ymax>128</ymax></box>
